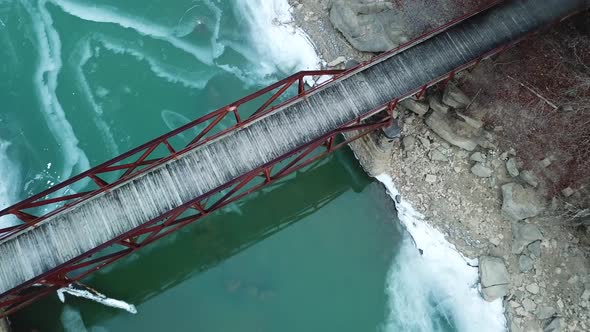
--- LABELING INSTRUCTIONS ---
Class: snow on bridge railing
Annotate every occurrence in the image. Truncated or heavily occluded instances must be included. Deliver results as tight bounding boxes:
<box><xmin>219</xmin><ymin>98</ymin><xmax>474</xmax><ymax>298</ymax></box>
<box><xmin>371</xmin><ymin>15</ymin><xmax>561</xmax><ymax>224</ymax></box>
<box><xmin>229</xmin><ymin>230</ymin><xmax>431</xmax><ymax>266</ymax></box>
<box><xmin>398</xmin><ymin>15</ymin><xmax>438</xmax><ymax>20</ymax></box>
<box><xmin>0</xmin><ymin>1</ymin><xmax>510</xmax><ymax>242</ymax></box>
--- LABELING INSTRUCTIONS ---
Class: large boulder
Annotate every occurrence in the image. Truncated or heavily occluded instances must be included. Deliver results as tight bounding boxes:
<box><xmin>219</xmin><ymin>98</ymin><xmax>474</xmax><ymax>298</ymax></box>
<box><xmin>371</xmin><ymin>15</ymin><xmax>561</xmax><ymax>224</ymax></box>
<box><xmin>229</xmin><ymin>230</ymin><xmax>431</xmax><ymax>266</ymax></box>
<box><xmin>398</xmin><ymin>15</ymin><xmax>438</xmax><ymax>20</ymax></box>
<box><xmin>512</xmin><ymin>222</ymin><xmax>543</xmax><ymax>254</ymax></box>
<box><xmin>479</xmin><ymin>256</ymin><xmax>510</xmax><ymax>301</ymax></box>
<box><xmin>471</xmin><ymin>163</ymin><xmax>493</xmax><ymax>178</ymax></box>
<box><xmin>425</xmin><ymin>110</ymin><xmax>481</xmax><ymax>151</ymax></box>
<box><xmin>330</xmin><ymin>0</ymin><xmax>406</xmax><ymax>52</ymax></box>
<box><xmin>442</xmin><ymin>83</ymin><xmax>471</xmax><ymax>108</ymax></box>
<box><xmin>501</xmin><ymin>183</ymin><xmax>545</xmax><ymax>221</ymax></box>
<box><xmin>400</xmin><ymin>98</ymin><xmax>429</xmax><ymax>117</ymax></box>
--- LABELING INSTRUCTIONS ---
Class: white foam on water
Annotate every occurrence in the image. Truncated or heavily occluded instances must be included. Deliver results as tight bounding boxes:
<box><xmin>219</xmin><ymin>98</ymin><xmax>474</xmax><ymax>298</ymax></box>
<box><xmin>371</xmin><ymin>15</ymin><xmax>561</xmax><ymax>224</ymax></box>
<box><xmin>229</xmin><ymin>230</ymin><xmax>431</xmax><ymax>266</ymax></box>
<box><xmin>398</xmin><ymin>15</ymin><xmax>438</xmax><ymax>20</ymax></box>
<box><xmin>376</xmin><ymin>174</ymin><xmax>506</xmax><ymax>332</ymax></box>
<box><xmin>233</xmin><ymin>0</ymin><xmax>321</xmax><ymax>78</ymax></box>
<box><xmin>0</xmin><ymin>140</ymin><xmax>20</xmax><ymax>228</ymax></box>
<box><xmin>50</xmin><ymin>0</ymin><xmax>216</xmax><ymax>66</ymax></box>
<box><xmin>20</xmin><ymin>0</ymin><xmax>90</xmax><ymax>191</ymax></box>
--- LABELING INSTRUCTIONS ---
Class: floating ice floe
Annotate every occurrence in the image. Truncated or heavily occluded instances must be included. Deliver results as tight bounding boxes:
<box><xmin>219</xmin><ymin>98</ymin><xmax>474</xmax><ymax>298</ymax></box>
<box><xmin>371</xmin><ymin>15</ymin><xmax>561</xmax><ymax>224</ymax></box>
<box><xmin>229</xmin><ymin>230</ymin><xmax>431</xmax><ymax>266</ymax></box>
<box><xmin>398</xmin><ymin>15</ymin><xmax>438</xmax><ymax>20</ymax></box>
<box><xmin>57</xmin><ymin>283</ymin><xmax>137</xmax><ymax>314</ymax></box>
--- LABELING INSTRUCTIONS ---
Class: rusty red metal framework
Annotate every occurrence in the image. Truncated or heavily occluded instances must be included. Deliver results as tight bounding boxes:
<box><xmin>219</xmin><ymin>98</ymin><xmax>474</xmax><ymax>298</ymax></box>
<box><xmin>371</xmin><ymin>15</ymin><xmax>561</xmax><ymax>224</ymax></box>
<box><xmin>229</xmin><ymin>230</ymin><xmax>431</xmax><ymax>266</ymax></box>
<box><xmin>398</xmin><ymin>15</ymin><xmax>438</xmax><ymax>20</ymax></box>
<box><xmin>0</xmin><ymin>0</ymin><xmax>579</xmax><ymax>316</ymax></box>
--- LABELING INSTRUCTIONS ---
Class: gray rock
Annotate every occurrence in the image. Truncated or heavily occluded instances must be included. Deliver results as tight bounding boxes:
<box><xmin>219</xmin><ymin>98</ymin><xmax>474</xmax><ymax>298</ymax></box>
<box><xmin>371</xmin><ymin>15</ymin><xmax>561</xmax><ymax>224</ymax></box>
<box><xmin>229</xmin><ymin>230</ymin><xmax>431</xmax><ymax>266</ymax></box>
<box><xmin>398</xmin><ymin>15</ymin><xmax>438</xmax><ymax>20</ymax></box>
<box><xmin>510</xmin><ymin>321</ymin><xmax>523</xmax><ymax>332</ymax></box>
<box><xmin>581</xmin><ymin>288</ymin><xmax>590</xmax><ymax>301</ymax></box>
<box><xmin>400</xmin><ymin>98</ymin><xmax>429</xmax><ymax>117</ymax></box>
<box><xmin>403</xmin><ymin>136</ymin><xmax>416</xmax><ymax>151</ymax></box>
<box><xmin>443</xmin><ymin>83</ymin><xmax>471</xmax><ymax>108</ymax></box>
<box><xmin>425</xmin><ymin>111</ymin><xmax>480</xmax><ymax>151</ymax></box>
<box><xmin>327</xmin><ymin>56</ymin><xmax>346</xmax><ymax>67</ymax></box>
<box><xmin>544</xmin><ymin>317</ymin><xmax>562</xmax><ymax>332</ymax></box>
<box><xmin>528</xmin><ymin>240</ymin><xmax>542</xmax><ymax>258</ymax></box>
<box><xmin>506</xmin><ymin>158</ymin><xmax>520</xmax><ymax>177</ymax></box>
<box><xmin>536</xmin><ymin>306</ymin><xmax>556</xmax><ymax>320</ymax></box>
<box><xmin>501</xmin><ymin>183</ymin><xmax>545</xmax><ymax>221</ymax></box>
<box><xmin>526</xmin><ymin>283</ymin><xmax>540</xmax><ymax>294</ymax></box>
<box><xmin>456</xmin><ymin>112</ymin><xmax>483</xmax><ymax>129</ymax></box>
<box><xmin>520</xmin><ymin>170</ymin><xmax>539</xmax><ymax>188</ymax></box>
<box><xmin>479</xmin><ymin>256</ymin><xmax>510</xmax><ymax>301</ymax></box>
<box><xmin>418</xmin><ymin>136</ymin><xmax>431</xmax><ymax>149</ymax></box>
<box><xmin>476</xmin><ymin>131</ymin><xmax>496</xmax><ymax>149</ymax></box>
<box><xmin>540</xmin><ymin>157</ymin><xmax>552</xmax><ymax>168</ymax></box>
<box><xmin>561</xmin><ymin>187</ymin><xmax>574</xmax><ymax>197</ymax></box>
<box><xmin>429</xmin><ymin>96</ymin><xmax>450</xmax><ymax>114</ymax></box>
<box><xmin>522</xmin><ymin>298</ymin><xmax>537</xmax><ymax>312</ymax></box>
<box><xmin>512</xmin><ymin>222</ymin><xmax>543</xmax><ymax>254</ymax></box>
<box><xmin>470</xmin><ymin>152</ymin><xmax>486</xmax><ymax>163</ymax></box>
<box><xmin>345</xmin><ymin>59</ymin><xmax>360</xmax><ymax>69</ymax></box>
<box><xmin>471</xmin><ymin>163</ymin><xmax>493</xmax><ymax>178</ymax></box>
<box><xmin>330</xmin><ymin>0</ymin><xmax>405</xmax><ymax>52</ymax></box>
<box><xmin>425</xmin><ymin>174</ymin><xmax>437</xmax><ymax>183</ymax></box>
<box><xmin>382</xmin><ymin>122</ymin><xmax>401</xmax><ymax>139</ymax></box>
<box><xmin>482</xmin><ymin>284</ymin><xmax>510</xmax><ymax>302</ymax></box>
<box><xmin>429</xmin><ymin>149</ymin><xmax>448</xmax><ymax>162</ymax></box>
<box><xmin>519</xmin><ymin>255</ymin><xmax>534</xmax><ymax>272</ymax></box>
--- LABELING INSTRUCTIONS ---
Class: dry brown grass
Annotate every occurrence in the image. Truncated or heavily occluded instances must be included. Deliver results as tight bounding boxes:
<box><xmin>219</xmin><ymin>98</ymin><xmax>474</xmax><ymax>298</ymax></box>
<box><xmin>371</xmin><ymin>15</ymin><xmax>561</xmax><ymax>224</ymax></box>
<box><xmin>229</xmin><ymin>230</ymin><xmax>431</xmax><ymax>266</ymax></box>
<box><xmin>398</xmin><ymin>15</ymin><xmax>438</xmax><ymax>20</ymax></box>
<box><xmin>460</xmin><ymin>11</ymin><xmax>590</xmax><ymax>223</ymax></box>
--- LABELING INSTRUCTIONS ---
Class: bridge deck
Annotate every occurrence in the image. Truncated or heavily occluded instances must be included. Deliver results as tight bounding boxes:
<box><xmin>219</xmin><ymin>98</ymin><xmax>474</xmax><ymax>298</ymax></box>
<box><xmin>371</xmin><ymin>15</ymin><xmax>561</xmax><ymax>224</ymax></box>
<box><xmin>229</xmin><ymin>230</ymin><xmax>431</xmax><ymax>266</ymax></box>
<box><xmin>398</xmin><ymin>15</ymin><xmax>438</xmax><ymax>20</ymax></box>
<box><xmin>0</xmin><ymin>0</ymin><xmax>586</xmax><ymax>295</ymax></box>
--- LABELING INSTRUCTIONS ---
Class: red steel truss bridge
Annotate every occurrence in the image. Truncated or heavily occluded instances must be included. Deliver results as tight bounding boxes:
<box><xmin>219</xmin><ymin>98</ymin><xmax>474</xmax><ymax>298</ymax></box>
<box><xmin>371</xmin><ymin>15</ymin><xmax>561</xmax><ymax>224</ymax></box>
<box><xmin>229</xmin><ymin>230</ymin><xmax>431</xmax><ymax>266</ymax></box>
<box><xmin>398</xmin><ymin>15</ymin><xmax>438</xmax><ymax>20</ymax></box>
<box><xmin>0</xmin><ymin>0</ymin><xmax>588</xmax><ymax>316</ymax></box>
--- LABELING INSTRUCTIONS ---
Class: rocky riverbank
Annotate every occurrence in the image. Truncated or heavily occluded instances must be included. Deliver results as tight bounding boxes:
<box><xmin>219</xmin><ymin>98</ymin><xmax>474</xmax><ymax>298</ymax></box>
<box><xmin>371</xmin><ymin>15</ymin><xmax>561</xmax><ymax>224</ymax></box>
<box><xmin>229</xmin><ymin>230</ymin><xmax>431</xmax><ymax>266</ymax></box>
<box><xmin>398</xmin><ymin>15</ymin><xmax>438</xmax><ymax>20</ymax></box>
<box><xmin>290</xmin><ymin>0</ymin><xmax>590</xmax><ymax>331</ymax></box>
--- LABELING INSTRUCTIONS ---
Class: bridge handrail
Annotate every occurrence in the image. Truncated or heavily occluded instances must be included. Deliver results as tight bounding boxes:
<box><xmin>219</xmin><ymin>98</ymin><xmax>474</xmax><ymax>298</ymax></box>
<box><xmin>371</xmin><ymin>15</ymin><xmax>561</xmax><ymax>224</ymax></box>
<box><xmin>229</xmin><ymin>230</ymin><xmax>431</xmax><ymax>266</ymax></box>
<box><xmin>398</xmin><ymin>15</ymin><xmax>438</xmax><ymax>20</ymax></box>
<box><xmin>0</xmin><ymin>0</ymin><xmax>507</xmax><ymax>241</ymax></box>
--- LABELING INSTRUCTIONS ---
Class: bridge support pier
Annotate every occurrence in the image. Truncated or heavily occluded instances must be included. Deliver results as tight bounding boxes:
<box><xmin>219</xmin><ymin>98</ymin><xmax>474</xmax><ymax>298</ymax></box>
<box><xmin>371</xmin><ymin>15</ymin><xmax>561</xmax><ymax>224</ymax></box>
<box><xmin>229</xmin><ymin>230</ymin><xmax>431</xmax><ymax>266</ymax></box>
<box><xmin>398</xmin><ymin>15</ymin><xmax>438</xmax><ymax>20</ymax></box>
<box><xmin>0</xmin><ymin>316</ymin><xmax>10</xmax><ymax>332</ymax></box>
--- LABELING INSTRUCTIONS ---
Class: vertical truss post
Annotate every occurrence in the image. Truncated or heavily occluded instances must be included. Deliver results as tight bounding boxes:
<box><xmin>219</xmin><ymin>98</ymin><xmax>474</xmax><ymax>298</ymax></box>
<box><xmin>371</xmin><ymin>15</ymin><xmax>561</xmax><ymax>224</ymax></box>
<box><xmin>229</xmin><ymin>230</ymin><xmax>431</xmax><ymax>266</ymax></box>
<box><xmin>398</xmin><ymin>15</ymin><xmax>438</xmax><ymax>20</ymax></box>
<box><xmin>441</xmin><ymin>71</ymin><xmax>455</xmax><ymax>90</ymax></box>
<box><xmin>387</xmin><ymin>98</ymin><xmax>399</xmax><ymax>121</ymax></box>
<box><xmin>298</xmin><ymin>77</ymin><xmax>305</xmax><ymax>96</ymax></box>
<box><xmin>416</xmin><ymin>84</ymin><xmax>428</xmax><ymax>99</ymax></box>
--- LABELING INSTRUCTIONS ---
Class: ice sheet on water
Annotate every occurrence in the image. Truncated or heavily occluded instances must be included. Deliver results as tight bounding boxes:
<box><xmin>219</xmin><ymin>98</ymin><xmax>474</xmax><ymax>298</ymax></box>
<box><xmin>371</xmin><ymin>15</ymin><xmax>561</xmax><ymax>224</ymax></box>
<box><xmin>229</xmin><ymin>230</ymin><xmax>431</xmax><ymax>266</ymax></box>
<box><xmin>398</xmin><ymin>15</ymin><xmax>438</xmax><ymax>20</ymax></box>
<box><xmin>21</xmin><ymin>0</ymin><xmax>90</xmax><ymax>184</ymax></box>
<box><xmin>52</xmin><ymin>0</ymin><xmax>216</xmax><ymax>65</ymax></box>
<box><xmin>60</xmin><ymin>305</ymin><xmax>109</xmax><ymax>332</ymax></box>
<box><xmin>0</xmin><ymin>140</ymin><xmax>20</xmax><ymax>228</ymax></box>
<box><xmin>233</xmin><ymin>0</ymin><xmax>321</xmax><ymax>77</ymax></box>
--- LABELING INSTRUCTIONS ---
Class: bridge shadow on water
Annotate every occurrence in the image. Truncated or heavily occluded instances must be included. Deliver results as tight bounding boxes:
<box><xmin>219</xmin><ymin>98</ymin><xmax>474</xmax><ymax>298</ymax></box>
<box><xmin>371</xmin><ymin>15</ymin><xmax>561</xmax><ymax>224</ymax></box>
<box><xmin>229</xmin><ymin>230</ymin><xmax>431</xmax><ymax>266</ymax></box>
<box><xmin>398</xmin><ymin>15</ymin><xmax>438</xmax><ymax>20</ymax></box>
<box><xmin>11</xmin><ymin>148</ymin><xmax>376</xmax><ymax>330</ymax></box>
